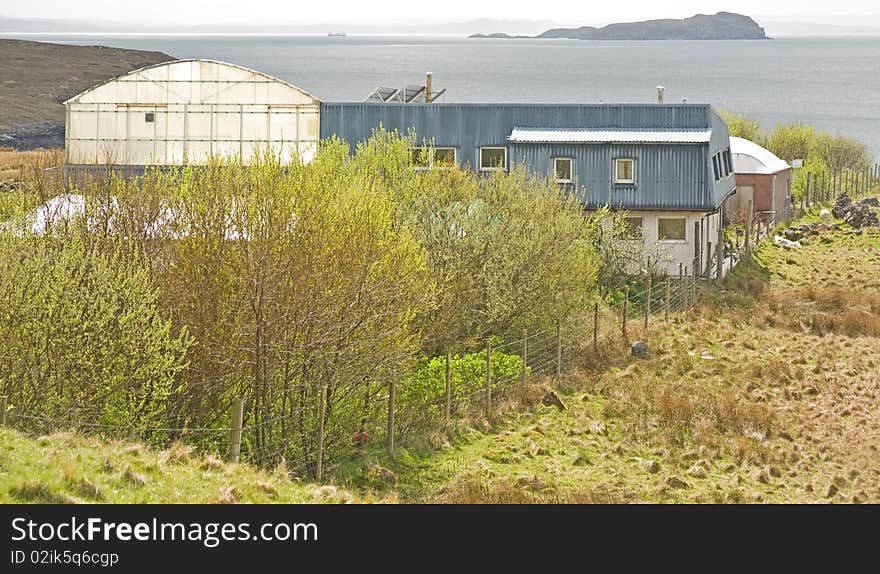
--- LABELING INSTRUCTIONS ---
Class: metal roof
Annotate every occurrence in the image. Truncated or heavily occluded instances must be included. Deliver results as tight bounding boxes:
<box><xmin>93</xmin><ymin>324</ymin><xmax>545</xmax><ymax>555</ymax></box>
<box><xmin>508</xmin><ymin>127</ymin><xmax>713</xmax><ymax>144</ymax></box>
<box><xmin>730</xmin><ymin>136</ymin><xmax>790</xmax><ymax>174</ymax></box>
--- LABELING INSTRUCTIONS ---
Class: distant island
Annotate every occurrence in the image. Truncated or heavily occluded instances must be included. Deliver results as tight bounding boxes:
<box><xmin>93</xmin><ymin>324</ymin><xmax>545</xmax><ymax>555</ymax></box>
<box><xmin>470</xmin><ymin>12</ymin><xmax>769</xmax><ymax>41</ymax></box>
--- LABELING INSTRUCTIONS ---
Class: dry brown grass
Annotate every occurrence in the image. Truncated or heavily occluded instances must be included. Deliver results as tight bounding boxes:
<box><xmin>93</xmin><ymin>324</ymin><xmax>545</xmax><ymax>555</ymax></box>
<box><xmin>434</xmin><ymin>474</ymin><xmax>629</xmax><ymax>504</ymax></box>
<box><xmin>0</xmin><ymin>147</ymin><xmax>61</xmax><ymax>181</ymax></box>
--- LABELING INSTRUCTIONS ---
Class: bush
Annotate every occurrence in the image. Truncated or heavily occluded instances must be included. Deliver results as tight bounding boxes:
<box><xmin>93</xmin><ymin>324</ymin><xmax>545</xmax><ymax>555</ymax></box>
<box><xmin>0</xmin><ymin>235</ymin><xmax>191</xmax><ymax>430</ymax></box>
<box><xmin>397</xmin><ymin>350</ymin><xmax>525</xmax><ymax>432</ymax></box>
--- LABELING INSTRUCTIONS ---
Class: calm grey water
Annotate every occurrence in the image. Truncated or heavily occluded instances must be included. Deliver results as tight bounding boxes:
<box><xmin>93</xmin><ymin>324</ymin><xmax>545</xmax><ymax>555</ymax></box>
<box><xmin>7</xmin><ymin>34</ymin><xmax>880</xmax><ymax>159</ymax></box>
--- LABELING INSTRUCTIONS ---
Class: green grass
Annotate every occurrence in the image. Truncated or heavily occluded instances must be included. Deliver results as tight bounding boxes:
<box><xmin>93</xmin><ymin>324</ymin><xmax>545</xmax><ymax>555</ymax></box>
<box><xmin>373</xmin><ymin>203</ymin><xmax>880</xmax><ymax>503</ymax></box>
<box><xmin>0</xmin><ymin>428</ymin><xmax>366</xmax><ymax>503</ymax></box>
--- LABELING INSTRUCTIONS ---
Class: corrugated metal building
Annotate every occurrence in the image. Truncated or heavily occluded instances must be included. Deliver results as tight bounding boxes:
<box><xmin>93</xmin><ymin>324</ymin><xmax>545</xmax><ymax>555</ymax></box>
<box><xmin>320</xmin><ymin>103</ymin><xmax>733</xmax><ymax>211</ymax></box>
<box><xmin>321</xmin><ymin>102</ymin><xmax>736</xmax><ymax>275</ymax></box>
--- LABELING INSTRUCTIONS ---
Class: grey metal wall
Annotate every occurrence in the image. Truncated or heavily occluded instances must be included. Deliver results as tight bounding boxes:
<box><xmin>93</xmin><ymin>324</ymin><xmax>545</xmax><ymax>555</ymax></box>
<box><xmin>510</xmin><ymin>143</ymin><xmax>710</xmax><ymax>210</ymax></box>
<box><xmin>320</xmin><ymin>102</ymin><xmax>731</xmax><ymax>211</ymax></box>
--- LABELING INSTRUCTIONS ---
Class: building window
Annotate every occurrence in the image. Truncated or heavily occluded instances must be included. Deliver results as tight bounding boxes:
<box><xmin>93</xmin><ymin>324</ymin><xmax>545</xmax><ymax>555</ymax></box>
<box><xmin>553</xmin><ymin>158</ymin><xmax>572</xmax><ymax>183</ymax></box>
<box><xmin>144</xmin><ymin>112</ymin><xmax>155</xmax><ymax>123</ymax></box>
<box><xmin>412</xmin><ymin>148</ymin><xmax>431</xmax><ymax>169</ymax></box>
<box><xmin>614</xmin><ymin>158</ymin><xmax>635</xmax><ymax>184</ymax></box>
<box><xmin>724</xmin><ymin>148</ymin><xmax>733</xmax><ymax>175</ymax></box>
<box><xmin>479</xmin><ymin>147</ymin><xmax>507</xmax><ymax>171</ymax></box>
<box><xmin>412</xmin><ymin>147</ymin><xmax>457</xmax><ymax>170</ymax></box>
<box><xmin>621</xmin><ymin>216</ymin><xmax>643</xmax><ymax>240</ymax></box>
<box><xmin>712</xmin><ymin>154</ymin><xmax>721</xmax><ymax>181</ymax></box>
<box><xmin>433</xmin><ymin>148</ymin><xmax>457</xmax><ymax>168</ymax></box>
<box><xmin>658</xmin><ymin>218</ymin><xmax>687</xmax><ymax>241</ymax></box>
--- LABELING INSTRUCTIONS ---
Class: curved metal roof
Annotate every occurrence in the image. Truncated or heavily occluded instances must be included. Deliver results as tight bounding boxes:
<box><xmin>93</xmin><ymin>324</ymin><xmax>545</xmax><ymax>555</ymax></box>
<box><xmin>730</xmin><ymin>136</ymin><xmax>790</xmax><ymax>175</ymax></box>
<box><xmin>64</xmin><ymin>58</ymin><xmax>320</xmax><ymax>105</ymax></box>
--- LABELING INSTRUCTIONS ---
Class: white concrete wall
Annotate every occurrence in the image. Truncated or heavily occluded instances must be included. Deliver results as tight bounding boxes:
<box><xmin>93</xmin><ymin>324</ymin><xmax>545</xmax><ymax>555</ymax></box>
<box><xmin>65</xmin><ymin>60</ymin><xmax>320</xmax><ymax>166</ymax></box>
<box><xmin>614</xmin><ymin>210</ymin><xmax>723</xmax><ymax>276</ymax></box>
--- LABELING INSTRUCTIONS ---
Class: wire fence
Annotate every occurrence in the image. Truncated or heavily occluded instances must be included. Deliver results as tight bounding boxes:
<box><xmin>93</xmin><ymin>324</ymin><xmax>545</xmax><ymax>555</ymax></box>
<box><xmin>0</xmin><ymin>263</ymin><xmax>710</xmax><ymax>480</ymax></box>
<box><xmin>5</xmin><ymin>182</ymin><xmax>843</xmax><ymax>481</ymax></box>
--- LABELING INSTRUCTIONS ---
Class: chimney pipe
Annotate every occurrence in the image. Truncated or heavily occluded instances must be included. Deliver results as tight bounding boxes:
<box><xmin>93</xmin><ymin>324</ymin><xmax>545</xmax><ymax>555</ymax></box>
<box><xmin>656</xmin><ymin>85</ymin><xmax>665</xmax><ymax>104</ymax></box>
<box><xmin>426</xmin><ymin>72</ymin><xmax>433</xmax><ymax>104</ymax></box>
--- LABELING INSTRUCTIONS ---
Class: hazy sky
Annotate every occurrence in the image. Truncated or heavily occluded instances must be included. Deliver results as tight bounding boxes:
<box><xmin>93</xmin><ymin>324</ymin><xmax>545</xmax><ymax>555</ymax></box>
<box><xmin>3</xmin><ymin>0</ymin><xmax>880</xmax><ymax>25</ymax></box>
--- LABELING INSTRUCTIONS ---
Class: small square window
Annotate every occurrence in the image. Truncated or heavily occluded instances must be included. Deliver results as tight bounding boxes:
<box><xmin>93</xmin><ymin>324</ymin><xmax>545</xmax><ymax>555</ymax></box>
<box><xmin>144</xmin><ymin>112</ymin><xmax>155</xmax><ymax>123</ymax></box>
<box><xmin>621</xmin><ymin>216</ymin><xmax>643</xmax><ymax>240</ymax></box>
<box><xmin>614</xmin><ymin>158</ymin><xmax>635</xmax><ymax>184</ymax></box>
<box><xmin>658</xmin><ymin>218</ymin><xmax>687</xmax><ymax>241</ymax></box>
<box><xmin>553</xmin><ymin>158</ymin><xmax>572</xmax><ymax>183</ymax></box>
<box><xmin>479</xmin><ymin>147</ymin><xmax>507</xmax><ymax>171</ymax></box>
<box><xmin>412</xmin><ymin>147</ymin><xmax>431</xmax><ymax>169</ymax></box>
<box><xmin>433</xmin><ymin>148</ymin><xmax>457</xmax><ymax>168</ymax></box>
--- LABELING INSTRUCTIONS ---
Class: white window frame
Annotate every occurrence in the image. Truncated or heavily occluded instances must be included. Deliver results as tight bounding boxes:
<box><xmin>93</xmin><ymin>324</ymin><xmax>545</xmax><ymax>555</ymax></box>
<box><xmin>412</xmin><ymin>147</ymin><xmax>458</xmax><ymax>171</ymax></box>
<box><xmin>553</xmin><ymin>157</ymin><xmax>573</xmax><ymax>183</ymax></box>
<box><xmin>479</xmin><ymin>147</ymin><xmax>507</xmax><ymax>172</ymax></box>
<box><xmin>432</xmin><ymin>147</ymin><xmax>458</xmax><ymax>170</ymax></box>
<box><xmin>622</xmin><ymin>216</ymin><xmax>644</xmax><ymax>240</ymax></box>
<box><xmin>657</xmin><ymin>217</ymin><xmax>688</xmax><ymax>243</ymax></box>
<box><xmin>614</xmin><ymin>158</ymin><xmax>635</xmax><ymax>185</ymax></box>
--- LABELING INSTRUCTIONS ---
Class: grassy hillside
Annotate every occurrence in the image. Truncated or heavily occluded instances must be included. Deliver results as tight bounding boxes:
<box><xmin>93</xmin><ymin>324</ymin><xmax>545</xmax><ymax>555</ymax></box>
<box><xmin>0</xmin><ymin>428</ymin><xmax>364</xmax><ymax>504</ymax></box>
<box><xmin>0</xmin><ymin>39</ymin><xmax>173</xmax><ymax>149</ymax></box>
<box><xmin>1</xmin><ymin>200</ymin><xmax>877</xmax><ymax>504</ymax></box>
<box><xmin>383</xmin><ymin>205</ymin><xmax>880</xmax><ymax>503</ymax></box>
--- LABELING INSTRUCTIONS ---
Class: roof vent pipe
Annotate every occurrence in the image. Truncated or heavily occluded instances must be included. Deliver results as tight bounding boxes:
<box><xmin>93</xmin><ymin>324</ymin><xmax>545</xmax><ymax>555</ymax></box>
<box><xmin>656</xmin><ymin>85</ymin><xmax>665</xmax><ymax>104</ymax></box>
<box><xmin>426</xmin><ymin>72</ymin><xmax>433</xmax><ymax>104</ymax></box>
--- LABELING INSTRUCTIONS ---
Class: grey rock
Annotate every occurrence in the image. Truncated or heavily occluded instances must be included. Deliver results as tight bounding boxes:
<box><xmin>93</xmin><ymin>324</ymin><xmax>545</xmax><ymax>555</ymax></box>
<box><xmin>631</xmin><ymin>341</ymin><xmax>649</xmax><ymax>359</ymax></box>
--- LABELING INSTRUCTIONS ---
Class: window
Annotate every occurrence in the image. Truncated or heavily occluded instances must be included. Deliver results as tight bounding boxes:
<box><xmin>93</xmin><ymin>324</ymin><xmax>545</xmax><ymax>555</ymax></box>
<box><xmin>433</xmin><ymin>148</ymin><xmax>457</xmax><ymax>168</ymax></box>
<box><xmin>412</xmin><ymin>148</ymin><xmax>431</xmax><ymax>169</ymax></box>
<box><xmin>621</xmin><ymin>216</ymin><xmax>643</xmax><ymax>240</ymax></box>
<box><xmin>479</xmin><ymin>147</ymin><xmax>507</xmax><ymax>171</ymax></box>
<box><xmin>144</xmin><ymin>112</ymin><xmax>155</xmax><ymax>123</ymax></box>
<box><xmin>614</xmin><ymin>158</ymin><xmax>635</xmax><ymax>184</ymax></box>
<box><xmin>658</xmin><ymin>218</ymin><xmax>687</xmax><ymax>241</ymax></box>
<box><xmin>553</xmin><ymin>158</ymin><xmax>572</xmax><ymax>183</ymax></box>
<box><xmin>412</xmin><ymin>147</ymin><xmax>457</xmax><ymax>170</ymax></box>
<box><xmin>725</xmin><ymin>149</ymin><xmax>733</xmax><ymax>175</ymax></box>
<box><xmin>712</xmin><ymin>155</ymin><xmax>721</xmax><ymax>180</ymax></box>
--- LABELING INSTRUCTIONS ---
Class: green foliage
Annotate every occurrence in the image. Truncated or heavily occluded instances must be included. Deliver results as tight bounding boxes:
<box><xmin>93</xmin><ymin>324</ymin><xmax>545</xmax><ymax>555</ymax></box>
<box><xmin>718</xmin><ymin>110</ymin><xmax>763</xmax><ymax>143</ymax></box>
<box><xmin>397</xmin><ymin>350</ymin><xmax>524</xmax><ymax>431</ymax></box>
<box><xmin>719</xmin><ymin>113</ymin><xmax>872</xmax><ymax>200</ymax></box>
<box><xmin>0</xmin><ymin>235</ymin><xmax>191</xmax><ymax>429</ymax></box>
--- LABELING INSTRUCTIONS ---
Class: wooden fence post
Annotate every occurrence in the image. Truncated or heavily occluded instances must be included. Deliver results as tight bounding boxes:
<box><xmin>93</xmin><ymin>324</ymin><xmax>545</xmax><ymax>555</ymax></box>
<box><xmin>745</xmin><ymin>201</ymin><xmax>753</xmax><ymax>254</ymax></box>
<box><xmin>227</xmin><ymin>397</ymin><xmax>244</xmax><ymax>463</ymax></box>
<box><xmin>0</xmin><ymin>396</ymin><xmax>7</xmax><ymax>426</ymax></box>
<box><xmin>622</xmin><ymin>285</ymin><xmax>629</xmax><ymax>343</ymax></box>
<box><xmin>664</xmin><ymin>276</ymin><xmax>671</xmax><ymax>323</ymax></box>
<box><xmin>485</xmin><ymin>344</ymin><xmax>492</xmax><ymax>418</ymax></box>
<box><xmin>682</xmin><ymin>265</ymin><xmax>688</xmax><ymax>309</ymax></box>
<box><xmin>317</xmin><ymin>386</ymin><xmax>327</xmax><ymax>480</ymax></box>
<box><xmin>445</xmin><ymin>352</ymin><xmax>452</xmax><ymax>422</ymax></box>
<box><xmin>386</xmin><ymin>379</ymin><xmax>395</xmax><ymax>456</ymax></box>
<box><xmin>805</xmin><ymin>172</ymin><xmax>812</xmax><ymax>208</ymax></box>
<box><xmin>705</xmin><ymin>241</ymin><xmax>713</xmax><ymax>277</ymax></box>
<box><xmin>555</xmin><ymin>320</ymin><xmax>562</xmax><ymax>379</ymax></box>
<box><xmin>716</xmin><ymin>214</ymin><xmax>725</xmax><ymax>281</ymax></box>
<box><xmin>593</xmin><ymin>303</ymin><xmax>599</xmax><ymax>355</ymax></box>
<box><xmin>644</xmin><ymin>272</ymin><xmax>652</xmax><ymax>330</ymax></box>
<box><xmin>692</xmin><ymin>258</ymin><xmax>698</xmax><ymax>306</ymax></box>
<box><xmin>521</xmin><ymin>329</ymin><xmax>528</xmax><ymax>386</ymax></box>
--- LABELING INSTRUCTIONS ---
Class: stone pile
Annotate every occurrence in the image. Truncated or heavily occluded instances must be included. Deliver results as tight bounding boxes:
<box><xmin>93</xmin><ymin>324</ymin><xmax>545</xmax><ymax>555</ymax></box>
<box><xmin>783</xmin><ymin>221</ymin><xmax>840</xmax><ymax>242</ymax></box>
<box><xmin>832</xmin><ymin>193</ymin><xmax>879</xmax><ymax>228</ymax></box>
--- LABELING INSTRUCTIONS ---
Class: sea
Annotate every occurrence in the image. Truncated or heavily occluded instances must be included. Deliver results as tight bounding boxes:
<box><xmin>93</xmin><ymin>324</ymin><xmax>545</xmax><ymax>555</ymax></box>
<box><xmin>6</xmin><ymin>33</ymin><xmax>880</xmax><ymax>159</ymax></box>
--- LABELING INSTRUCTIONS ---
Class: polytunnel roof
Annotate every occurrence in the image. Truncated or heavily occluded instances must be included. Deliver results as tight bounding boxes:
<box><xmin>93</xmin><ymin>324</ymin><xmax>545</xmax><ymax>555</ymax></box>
<box><xmin>730</xmin><ymin>136</ymin><xmax>790</xmax><ymax>175</ymax></box>
<box><xmin>64</xmin><ymin>59</ymin><xmax>320</xmax><ymax>105</ymax></box>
